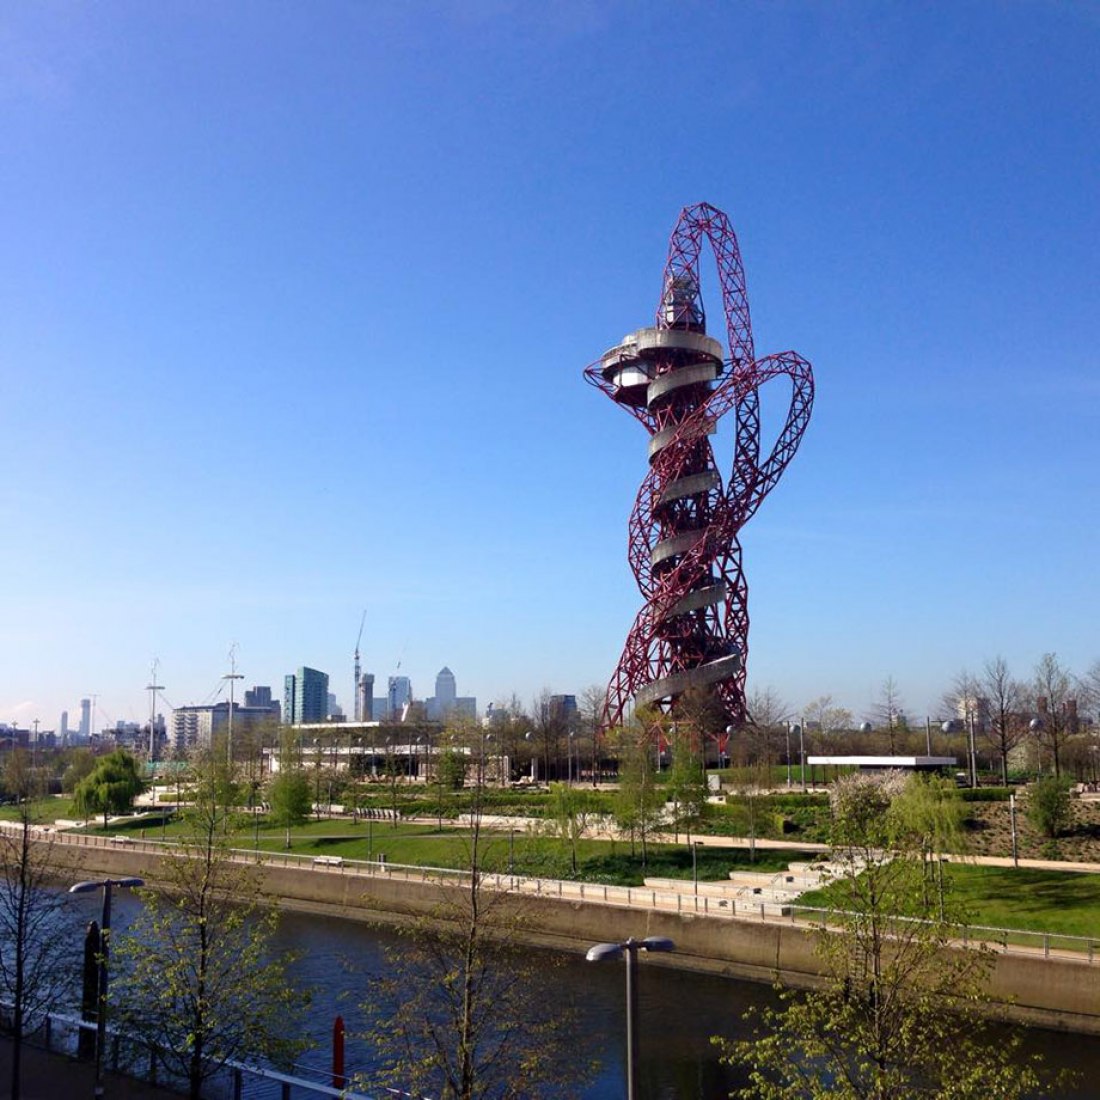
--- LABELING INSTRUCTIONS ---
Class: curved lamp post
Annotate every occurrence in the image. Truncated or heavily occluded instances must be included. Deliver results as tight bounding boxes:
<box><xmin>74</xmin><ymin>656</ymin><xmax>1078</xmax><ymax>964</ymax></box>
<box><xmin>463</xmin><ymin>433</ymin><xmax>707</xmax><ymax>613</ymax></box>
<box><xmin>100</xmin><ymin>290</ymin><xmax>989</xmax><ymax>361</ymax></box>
<box><xmin>586</xmin><ymin>936</ymin><xmax>674</xmax><ymax>1100</ymax></box>
<box><xmin>69</xmin><ymin>876</ymin><xmax>145</xmax><ymax>1100</ymax></box>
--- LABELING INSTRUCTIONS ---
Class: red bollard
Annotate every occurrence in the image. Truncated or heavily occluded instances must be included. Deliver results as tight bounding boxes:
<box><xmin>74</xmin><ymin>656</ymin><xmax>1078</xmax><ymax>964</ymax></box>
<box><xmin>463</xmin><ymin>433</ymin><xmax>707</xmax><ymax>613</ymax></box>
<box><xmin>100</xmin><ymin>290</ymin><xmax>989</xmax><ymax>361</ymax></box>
<box><xmin>332</xmin><ymin>1014</ymin><xmax>346</xmax><ymax>1090</ymax></box>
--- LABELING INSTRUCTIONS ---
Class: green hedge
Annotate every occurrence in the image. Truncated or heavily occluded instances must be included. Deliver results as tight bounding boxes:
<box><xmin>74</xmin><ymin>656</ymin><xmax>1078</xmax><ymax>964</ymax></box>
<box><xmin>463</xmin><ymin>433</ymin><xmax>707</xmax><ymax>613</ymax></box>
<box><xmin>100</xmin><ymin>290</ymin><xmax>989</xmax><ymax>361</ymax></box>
<box><xmin>959</xmin><ymin>787</ymin><xmax>1013</xmax><ymax>803</ymax></box>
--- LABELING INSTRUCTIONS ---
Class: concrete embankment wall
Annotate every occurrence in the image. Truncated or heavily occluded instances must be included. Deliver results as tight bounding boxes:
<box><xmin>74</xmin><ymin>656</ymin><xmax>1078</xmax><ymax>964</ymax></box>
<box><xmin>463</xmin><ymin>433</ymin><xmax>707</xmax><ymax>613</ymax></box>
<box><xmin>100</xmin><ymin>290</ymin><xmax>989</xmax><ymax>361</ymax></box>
<box><xmin>65</xmin><ymin>843</ymin><xmax>1100</xmax><ymax>1036</ymax></box>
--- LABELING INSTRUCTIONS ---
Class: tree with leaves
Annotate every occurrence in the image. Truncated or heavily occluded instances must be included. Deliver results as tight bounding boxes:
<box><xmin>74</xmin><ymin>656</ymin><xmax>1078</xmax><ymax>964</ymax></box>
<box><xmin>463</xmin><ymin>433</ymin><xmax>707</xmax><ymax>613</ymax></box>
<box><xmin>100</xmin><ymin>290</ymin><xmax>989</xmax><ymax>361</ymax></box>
<box><xmin>0</xmin><ymin>752</ymin><xmax>79</xmax><ymax>1100</ymax></box>
<box><xmin>72</xmin><ymin>749</ymin><xmax>144</xmax><ymax>828</ymax></box>
<box><xmin>727</xmin><ymin>763</ymin><xmax>772</xmax><ymax>863</ymax></box>
<box><xmin>1027</xmin><ymin>775</ymin><xmax>1073</xmax><ymax>839</ymax></box>
<box><xmin>666</xmin><ymin>725</ymin><xmax>708</xmax><ymax>843</ymax></box>
<box><xmin>114</xmin><ymin>770</ymin><xmax>308</xmax><ymax>1099</ymax></box>
<box><xmin>612</xmin><ymin>720</ymin><xmax>663</xmax><ymax>865</ymax></box>
<box><xmin>267</xmin><ymin>768</ymin><xmax>311</xmax><ymax>834</ymax></box>
<box><xmin>717</xmin><ymin>770</ymin><xmax>1063</xmax><ymax>1099</ymax></box>
<box><xmin>361</xmin><ymin>767</ymin><xmax>589</xmax><ymax>1100</ymax></box>
<box><xmin>547</xmin><ymin>782</ymin><xmax>596</xmax><ymax>874</ymax></box>
<box><xmin>59</xmin><ymin>747</ymin><xmax>96</xmax><ymax>794</ymax></box>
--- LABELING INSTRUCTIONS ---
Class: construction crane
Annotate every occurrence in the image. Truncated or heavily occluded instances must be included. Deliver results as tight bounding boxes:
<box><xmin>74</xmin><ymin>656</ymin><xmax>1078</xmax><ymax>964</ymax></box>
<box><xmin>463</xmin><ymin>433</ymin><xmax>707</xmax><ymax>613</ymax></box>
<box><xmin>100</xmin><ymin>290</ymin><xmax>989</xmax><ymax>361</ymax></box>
<box><xmin>353</xmin><ymin>611</ymin><xmax>366</xmax><ymax>722</ymax></box>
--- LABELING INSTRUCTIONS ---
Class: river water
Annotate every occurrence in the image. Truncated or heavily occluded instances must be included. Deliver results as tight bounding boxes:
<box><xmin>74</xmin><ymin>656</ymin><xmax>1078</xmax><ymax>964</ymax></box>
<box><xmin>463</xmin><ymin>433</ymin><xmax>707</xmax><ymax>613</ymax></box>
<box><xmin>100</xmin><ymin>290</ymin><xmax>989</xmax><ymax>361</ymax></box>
<box><xmin>93</xmin><ymin>893</ymin><xmax>1099</xmax><ymax>1099</ymax></box>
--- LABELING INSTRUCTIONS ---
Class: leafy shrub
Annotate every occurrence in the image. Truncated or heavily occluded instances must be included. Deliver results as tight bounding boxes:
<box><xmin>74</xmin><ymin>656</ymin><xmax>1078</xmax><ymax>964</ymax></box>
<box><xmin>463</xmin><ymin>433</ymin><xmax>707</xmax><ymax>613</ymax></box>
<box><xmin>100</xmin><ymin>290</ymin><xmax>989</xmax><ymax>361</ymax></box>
<box><xmin>1027</xmin><ymin>777</ymin><xmax>1073</xmax><ymax>838</ymax></box>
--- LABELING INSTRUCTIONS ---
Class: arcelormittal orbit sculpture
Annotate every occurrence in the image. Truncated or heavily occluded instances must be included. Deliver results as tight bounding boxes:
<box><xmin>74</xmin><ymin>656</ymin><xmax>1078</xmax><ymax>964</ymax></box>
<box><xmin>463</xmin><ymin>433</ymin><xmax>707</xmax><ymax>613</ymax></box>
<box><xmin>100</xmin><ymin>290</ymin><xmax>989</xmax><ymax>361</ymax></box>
<box><xmin>585</xmin><ymin>202</ymin><xmax>814</xmax><ymax>734</ymax></box>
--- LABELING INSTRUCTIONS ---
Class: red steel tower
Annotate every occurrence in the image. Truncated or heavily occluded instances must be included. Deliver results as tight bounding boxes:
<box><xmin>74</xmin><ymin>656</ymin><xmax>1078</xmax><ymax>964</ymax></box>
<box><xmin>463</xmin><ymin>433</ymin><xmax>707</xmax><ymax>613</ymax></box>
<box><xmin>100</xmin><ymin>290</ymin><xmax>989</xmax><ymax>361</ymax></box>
<box><xmin>585</xmin><ymin>202</ymin><xmax>814</xmax><ymax>734</ymax></box>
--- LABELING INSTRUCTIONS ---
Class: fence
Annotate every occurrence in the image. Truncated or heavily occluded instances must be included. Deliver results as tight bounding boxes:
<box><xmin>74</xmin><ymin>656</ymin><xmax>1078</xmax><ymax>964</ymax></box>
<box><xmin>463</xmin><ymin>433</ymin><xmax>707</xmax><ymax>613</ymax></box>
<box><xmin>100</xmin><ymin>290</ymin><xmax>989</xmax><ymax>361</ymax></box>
<box><xmin>52</xmin><ymin>829</ymin><xmax>1100</xmax><ymax>965</ymax></box>
<box><xmin>3</xmin><ymin>1004</ymin><xmax>387</xmax><ymax>1099</ymax></box>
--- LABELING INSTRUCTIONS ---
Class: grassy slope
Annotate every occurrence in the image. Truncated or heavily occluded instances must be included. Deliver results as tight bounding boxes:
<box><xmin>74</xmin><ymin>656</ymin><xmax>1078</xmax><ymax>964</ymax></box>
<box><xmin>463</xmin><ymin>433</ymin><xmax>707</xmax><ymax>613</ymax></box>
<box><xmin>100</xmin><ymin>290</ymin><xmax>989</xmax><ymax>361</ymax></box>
<box><xmin>799</xmin><ymin>863</ymin><xmax>1100</xmax><ymax>939</ymax></box>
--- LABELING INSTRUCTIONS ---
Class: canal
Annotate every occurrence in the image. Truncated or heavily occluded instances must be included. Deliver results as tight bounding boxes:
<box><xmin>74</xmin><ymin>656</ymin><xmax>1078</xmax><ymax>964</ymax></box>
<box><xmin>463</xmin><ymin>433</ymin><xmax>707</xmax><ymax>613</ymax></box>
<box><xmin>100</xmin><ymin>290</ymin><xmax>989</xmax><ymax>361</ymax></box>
<box><xmin>94</xmin><ymin>893</ymin><xmax>1099</xmax><ymax>1099</ymax></box>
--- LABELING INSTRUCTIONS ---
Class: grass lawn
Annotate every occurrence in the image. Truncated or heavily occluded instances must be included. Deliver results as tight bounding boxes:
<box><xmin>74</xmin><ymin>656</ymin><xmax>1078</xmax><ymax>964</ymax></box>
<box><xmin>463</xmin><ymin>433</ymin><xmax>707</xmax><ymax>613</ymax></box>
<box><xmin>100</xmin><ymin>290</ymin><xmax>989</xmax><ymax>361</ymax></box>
<box><xmin>0</xmin><ymin>795</ymin><xmax>79</xmax><ymax>822</ymax></box>
<box><xmin>799</xmin><ymin>863</ymin><xmax>1100</xmax><ymax>940</ymax></box>
<box><xmin>947</xmin><ymin>864</ymin><xmax>1100</xmax><ymax>938</ymax></box>
<box><xmin>72</xmin><ymin>807</ymin><xmax>819</xmax><ymax>888</ymax></box>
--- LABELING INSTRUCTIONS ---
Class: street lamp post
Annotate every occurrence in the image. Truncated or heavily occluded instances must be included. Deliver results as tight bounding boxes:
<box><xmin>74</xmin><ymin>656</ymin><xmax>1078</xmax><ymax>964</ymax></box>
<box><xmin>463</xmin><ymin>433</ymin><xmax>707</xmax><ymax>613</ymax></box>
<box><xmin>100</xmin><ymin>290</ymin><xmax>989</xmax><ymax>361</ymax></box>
<box><xmin>792</xmin><ymin>723</ymin><xmax>805</xmax><ymax>791</ymax></box>
<box><xmin>524</xmin><ymin>731</ymin><xmax>536</xmax><ymax>782</ymax></box>
<box><xmin>785</xmin><ymin>722</ymin><xmax>793</xmax><ymax>788</ymax></box>
<box><xmin>692</xmin><ymin>840</ymin><xmax>701</xmax><ymax>896</ymax></box>
<box><xmin>586</xmin><ymin>936</ymin><xmax>675</xmax><ymax>1100</ymax></box>
<box><xmin>69</xmin><ymin>877</ymin><xmax>144</xmax><ymax>1100</ymax></box>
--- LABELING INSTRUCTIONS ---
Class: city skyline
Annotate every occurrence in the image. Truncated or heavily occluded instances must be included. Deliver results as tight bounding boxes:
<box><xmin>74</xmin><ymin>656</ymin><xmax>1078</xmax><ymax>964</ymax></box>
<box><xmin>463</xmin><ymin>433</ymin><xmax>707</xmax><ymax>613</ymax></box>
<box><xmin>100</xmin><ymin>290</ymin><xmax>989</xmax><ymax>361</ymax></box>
<box><xmin>2</xmin><ymin>4</ymin><xmax>1097</xmax><ymax>731</ymax></box>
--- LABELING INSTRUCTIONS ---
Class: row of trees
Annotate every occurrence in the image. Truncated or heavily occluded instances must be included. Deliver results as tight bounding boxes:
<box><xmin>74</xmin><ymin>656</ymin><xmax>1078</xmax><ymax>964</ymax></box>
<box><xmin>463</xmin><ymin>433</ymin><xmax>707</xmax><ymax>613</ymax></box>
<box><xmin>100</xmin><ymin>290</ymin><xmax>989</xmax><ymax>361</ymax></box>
<box><xmin>741</xmin><ymin>652</ymin><xmax>1100</xmax><ymax>781</ymax></box>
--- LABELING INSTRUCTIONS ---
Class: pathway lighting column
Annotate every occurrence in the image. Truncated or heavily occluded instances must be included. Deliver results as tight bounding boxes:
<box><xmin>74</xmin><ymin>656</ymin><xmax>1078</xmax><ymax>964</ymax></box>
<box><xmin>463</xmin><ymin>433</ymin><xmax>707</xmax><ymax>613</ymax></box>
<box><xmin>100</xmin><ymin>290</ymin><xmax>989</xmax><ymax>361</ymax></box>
<box><xmin>69</xmin><ymin>877</ymin><xmax>145</xmax><ymax>1100</ymax></box>
<box><xmin>785</xmin><ymin>722</ymin><xmax>792</xmax><ymax>788</ymax></box>
<box><xmin>586</xmin><ymin>936</ymin><xmax>675</xmax><ymax>1100</ymax></box>
<box><xmin>1029</xmin><ymin>718</ymin><xmax>1044</xmax><ymax>775</ymax></box>
<box><xmin>967</xmin><ymin>710</ymin><xmax>978</xmax><ymax>787</ymax></box>
<box><xmin>792</xmin><ymin>724</ymin><xmax>805</xmax><ymax>791</ymax></box>
<box><xmin>1009</xmin><ymin>792</ymin><xmax>1019</xmax><ymax>868</ymax></box>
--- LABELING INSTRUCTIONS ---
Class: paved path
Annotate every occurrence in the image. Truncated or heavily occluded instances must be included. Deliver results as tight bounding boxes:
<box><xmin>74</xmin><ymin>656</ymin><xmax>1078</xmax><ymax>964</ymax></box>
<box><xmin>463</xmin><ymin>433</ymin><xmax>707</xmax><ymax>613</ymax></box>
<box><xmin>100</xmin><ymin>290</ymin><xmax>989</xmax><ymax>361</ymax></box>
<box><xmin>0</xmin><ymin>1037</ymin><xmax>181</xmax><ymax>1099</ymax></box>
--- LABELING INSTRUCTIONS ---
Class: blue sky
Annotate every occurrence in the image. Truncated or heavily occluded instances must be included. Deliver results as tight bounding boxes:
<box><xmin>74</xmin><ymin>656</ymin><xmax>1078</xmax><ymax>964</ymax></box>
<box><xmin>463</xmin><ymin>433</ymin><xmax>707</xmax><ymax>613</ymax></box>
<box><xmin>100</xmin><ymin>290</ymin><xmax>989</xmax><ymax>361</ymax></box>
<box><xmin>1</xmin><ymin>1</ymin><xmax>1097</xmax><ymax>732</ymax></box>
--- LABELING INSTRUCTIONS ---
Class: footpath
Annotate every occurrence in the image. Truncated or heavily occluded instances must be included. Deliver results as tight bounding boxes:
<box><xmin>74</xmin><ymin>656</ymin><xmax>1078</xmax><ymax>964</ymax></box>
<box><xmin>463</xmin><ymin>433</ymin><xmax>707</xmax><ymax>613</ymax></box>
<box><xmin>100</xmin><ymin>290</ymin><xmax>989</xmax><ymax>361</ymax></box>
<box><xmin>0</xmin><ymin>1038</ymin><xmax>181</xmax><ymax>1099</ymax></box>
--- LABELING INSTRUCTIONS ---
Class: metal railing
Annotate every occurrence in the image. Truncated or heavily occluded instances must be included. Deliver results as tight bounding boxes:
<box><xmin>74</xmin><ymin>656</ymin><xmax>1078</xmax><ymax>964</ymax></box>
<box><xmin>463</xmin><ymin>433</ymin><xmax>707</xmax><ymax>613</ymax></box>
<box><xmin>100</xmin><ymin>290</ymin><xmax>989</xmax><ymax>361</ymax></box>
<box><xmin>5</xmin><ymin>1004</ymin><xmax>380</xmax><ymax>1099</ymax></box>
<box><xmin>48</xmin><ymin>828</ymin><xmax>1100</xmax><ymax>966</ymax></box>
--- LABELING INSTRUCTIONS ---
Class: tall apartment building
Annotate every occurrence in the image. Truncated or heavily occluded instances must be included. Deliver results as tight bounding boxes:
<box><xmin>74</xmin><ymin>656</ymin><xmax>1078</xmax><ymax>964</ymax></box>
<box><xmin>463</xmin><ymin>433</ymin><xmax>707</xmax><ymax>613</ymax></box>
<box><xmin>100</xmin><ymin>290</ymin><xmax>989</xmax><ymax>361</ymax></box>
<box><xmin>284</xmin><ymin>667</ymin><xmax>329</xmax><ymax>725</ymax></box>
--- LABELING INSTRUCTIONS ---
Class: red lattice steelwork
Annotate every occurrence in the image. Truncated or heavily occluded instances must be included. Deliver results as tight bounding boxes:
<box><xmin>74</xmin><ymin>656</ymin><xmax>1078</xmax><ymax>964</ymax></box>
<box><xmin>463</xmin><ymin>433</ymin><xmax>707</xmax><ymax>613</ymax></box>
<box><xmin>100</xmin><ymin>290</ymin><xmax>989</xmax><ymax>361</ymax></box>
<box><xmin>585</xmin><ymin>202</ymin><xmax>814</xmax><ymax>733</ymax></box>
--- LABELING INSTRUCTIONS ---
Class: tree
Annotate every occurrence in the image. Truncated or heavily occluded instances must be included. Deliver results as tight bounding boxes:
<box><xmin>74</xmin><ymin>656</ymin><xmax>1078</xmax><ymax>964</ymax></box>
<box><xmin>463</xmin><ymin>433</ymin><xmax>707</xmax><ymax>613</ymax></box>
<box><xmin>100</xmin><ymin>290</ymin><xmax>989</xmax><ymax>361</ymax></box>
<box><xmin>1031</xmin><ymin>652</ymin><xmax>1077</xmax><ymax>777</ymax></box>
<box><xmin>802</xmin><ymin>695</ymin><xmax>853</xmax><ymax>754</ymax></box>
<box><xmin>438</xmin><ymin>746</ymin><xmax>469</xmax><ymax>790</ymax></box>
<box><xmin>59</xmin><ymin>748</ymin><xmax>96</xmax><ymax>794</ymax></box>
<box><xmin>717</xmin><ymin>770</ymin><xmax>1062</xmax><ymax>1099</ymax></box>
<box><xmin>114</xmin><ymin>775</ymin><xmax>308</xmax><ymax>1099</ymax></box>
<box><xmin>579</xmin><ymin>683</ymin><xmax>607</xmax><ymax>784</ymax></box>
<box><xmin>361</xmin><ymin>768</ymin><xmax>589</xmax><ymax>1099</ymax></box>
<box><xmin>666</xmin><ymin>725</ymin><xmax>708</xmax><ymax>842</ymax></box>
<box><xmin>869</xmin><ymin>676</ymin><xmax>906</xmax><ymax>754</ymax></box>
<box><xmin>890</xmin><ymin>774</ymin><xmax>966</xmax><ymax>918</ymax></box>
<box><xmin>266</xmin><ymin>767</ymin><xmax>312</xmax><ymax>841</ymax></box>
<box><xmin>547</xmin><ymin>782</ymin><xmax>596</xmax><ymax>874</ymax></box>
<box><xmin>612</xmin><ymin>720</ymin><xmax>663</xmax><ymax>865</ymax></box>
<box><xmin>0</xmin><ymin>752</ymin><xmax>79</xmax><ymax>1100</ymax></box>
<box><xmin>72</xmin><ymin>749</ymin><xmax>144</xmax><ymax>828</ymax></box>
<box><xmin>1027</xmin><ymin>775</ymin><xmax>1073</xmax><ymax>839</ymax></box>
<box><xmin>744</xmin><ymin>686</ymin><xmax>790</xmax><ymax>767</ymax></box>
<box><xmin>727</xmin><ymin>763</ymin><xmax>771</xmax><ymax>863</ymax></box>
<box><xmin>981</xmin><ymin>656</ymin><xmax>1025</xmax><ymax>785</ymax></box>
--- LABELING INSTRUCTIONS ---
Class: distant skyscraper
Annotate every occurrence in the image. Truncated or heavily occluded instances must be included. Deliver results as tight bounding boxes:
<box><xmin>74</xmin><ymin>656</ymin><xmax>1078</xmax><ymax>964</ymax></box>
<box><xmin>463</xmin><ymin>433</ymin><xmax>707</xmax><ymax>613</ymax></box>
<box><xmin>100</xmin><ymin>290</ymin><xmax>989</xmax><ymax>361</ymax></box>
<box><xmin>78</xmin><ymin>698</ymin><xmax>91</xmax><ymax>741</ymax></box>
<box><xmin>245</xmin><ymin>685</ymin><xmax>271</xmax><ymax>707</ymax></box>
<box><xmin>387</xmin><ymin>675</ymin><xmax>413</xmax><ymax>720</ymax></box>
<box><xmin>284</xmin><ymin>667</ymin><xmax>329</xmax><ymax>725</ymax></box>
<box><xmin>547</xmin><ymin>694</ymin><xmax>578</xmax><ymax>726</ymax></box>
<box><xmin>435</xmin><ymin>667</ymin><xmax>457</xmax><ymax>711</ymax></box>
<box><xmin>243</xmin><ymin>685</ymin><xmax>281</xmax><ymax>723</ymax></box>
<box><xmin>59</xmin><ymin>710</ymin><xmax>69</xmax><ymax>745</ymax></box>
<box><xmin>357</xmin><ymin>673</ymin><xmax>375</xmax><ymax>725</ymax></box>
